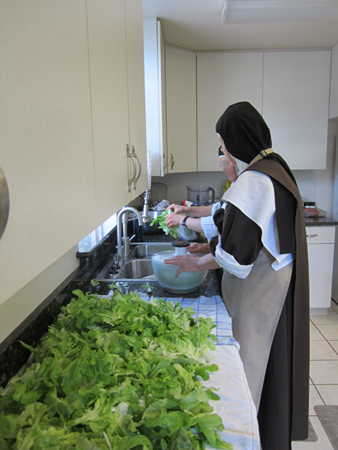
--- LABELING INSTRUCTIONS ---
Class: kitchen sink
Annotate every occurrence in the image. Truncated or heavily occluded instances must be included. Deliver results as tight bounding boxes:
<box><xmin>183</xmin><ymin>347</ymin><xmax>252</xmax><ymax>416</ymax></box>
<box><xmin>118</xmin><ymin>259</ymin><xmax>154</xmax><ymax>279</ymax></box>
<box><xmin>96</xmin><ymin>256</ymin><xmax>156</xmax><ymax>281</ymax></box>
<box><xmin>130</xmin><ymin>243</ymin><xmax>173</xmax><ymax>258</ymax></box>
<box><xmin>96</xmin><ymin>242</ymin><xmax>174</xmax><ymax>281</ymax></box>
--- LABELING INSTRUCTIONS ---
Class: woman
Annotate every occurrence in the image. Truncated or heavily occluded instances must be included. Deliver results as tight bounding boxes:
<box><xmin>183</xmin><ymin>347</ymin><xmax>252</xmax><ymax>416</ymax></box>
<box><xmin>165</xmin><ymin>101</ymin><xmax>309</xmax><ymax>450</ymax></box>
<box><xmin>166</xmin><ymin>147</ymin><xmax>238</xmax><ymax>249</ymax></box>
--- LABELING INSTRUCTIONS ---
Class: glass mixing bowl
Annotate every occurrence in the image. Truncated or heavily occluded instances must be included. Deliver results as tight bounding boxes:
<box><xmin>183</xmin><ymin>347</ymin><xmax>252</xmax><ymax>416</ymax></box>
<box><xmin>151</xmin><ymin>250</ymin><xmax>207</xmax><ymax>294</ymax></box>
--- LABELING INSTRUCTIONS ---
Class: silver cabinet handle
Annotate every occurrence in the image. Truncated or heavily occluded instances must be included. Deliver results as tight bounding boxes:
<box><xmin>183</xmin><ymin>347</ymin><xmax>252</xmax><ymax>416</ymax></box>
<box><xmin>0</xmin><ymin>165</ymin><xmax>9</xmax><ymax>241</ymax></box>
<box><xmin>132</xmin><ymin>145</ymin><xmax>141</xmax><ymax>190</ymax></box>
<box><xmin>126</xmin><ymin>144</ymin><xmax>136</xmax><ymax>193</ymax></box>
<box><xmin>163</xmin><ymin>152</ymin><xmax>167</xmax><ymax>170</ymax></box>
<box><xmin>306</xmin><ymin>234</ymin><xmax>318</xmax><ymax>238</ymax></box>
<box><xmin>170</xmin><ymin>153</ymin><xmax>175</xmax><ymax>170</ymax></box>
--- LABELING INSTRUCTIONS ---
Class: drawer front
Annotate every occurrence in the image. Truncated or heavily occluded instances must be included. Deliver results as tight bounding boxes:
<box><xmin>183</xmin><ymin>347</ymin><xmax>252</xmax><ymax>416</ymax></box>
<box><xmin>306</xmin><ymin>226</ymin><xmax>336</xmax><ymax>244</ymax></box>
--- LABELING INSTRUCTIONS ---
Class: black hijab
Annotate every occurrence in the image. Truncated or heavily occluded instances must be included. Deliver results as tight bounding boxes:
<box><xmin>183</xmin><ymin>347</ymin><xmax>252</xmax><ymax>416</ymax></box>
<box><xmin>215</xmin><ymin>101</ymin><xmax>296</xmax><ymax>184</ymax></box>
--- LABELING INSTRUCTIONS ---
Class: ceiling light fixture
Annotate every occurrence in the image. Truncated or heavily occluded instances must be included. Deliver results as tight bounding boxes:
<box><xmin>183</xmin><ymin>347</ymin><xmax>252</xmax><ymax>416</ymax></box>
<box><xmin>222</xmin><ymin>0</ymin><xmax>338</xmax><ymax>24</ymax></box>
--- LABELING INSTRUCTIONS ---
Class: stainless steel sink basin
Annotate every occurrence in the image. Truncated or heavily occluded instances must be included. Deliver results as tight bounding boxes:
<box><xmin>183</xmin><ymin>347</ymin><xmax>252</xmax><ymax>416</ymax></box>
<box><xmin>118</xmin><ymin>259</ymin><xmax>154</xmax><ymax>279</ymax></box>
<box><xmin>96</xmin><ymin>242</ymin><xmax>173</xmax><ymax>281</ymax></box>
<box><xmin>130</xmin><ymin>243</ymin><xmax>173</xmax><ymax>258</ymax></box>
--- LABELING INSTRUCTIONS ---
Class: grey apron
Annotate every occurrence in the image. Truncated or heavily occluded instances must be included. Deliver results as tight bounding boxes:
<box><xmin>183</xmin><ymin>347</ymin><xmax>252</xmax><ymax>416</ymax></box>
<box><xmin>222</xmin><ymin>246</ymin><xmax>292</xmax><ymax>410</ymax></box>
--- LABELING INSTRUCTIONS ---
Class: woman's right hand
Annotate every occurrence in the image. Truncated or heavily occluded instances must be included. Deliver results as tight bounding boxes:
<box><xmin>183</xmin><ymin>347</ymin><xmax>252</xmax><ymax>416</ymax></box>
<box><xmin>167</xmin><ymin>203</ymin><xmax>186</xmax><ymax>214</ymax></box>
<box><xmin>166</xmin><ymin>212</ymin><xmax>184</xmax><ymax>227</ymax></box>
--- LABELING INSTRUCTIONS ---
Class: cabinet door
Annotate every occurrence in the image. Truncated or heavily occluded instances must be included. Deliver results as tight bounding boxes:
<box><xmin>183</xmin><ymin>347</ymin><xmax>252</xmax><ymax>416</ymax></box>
<box><xmin>306</xmin><ymin>227</ymin><xmax>335</xmax><ymax>310</ymax></box>
<box><xmin>197</xmin><ymin>52</ymin><xmax>263</xmax><ymax>171</ymax></box>
<box><xmin>263</xmin><ymin>51</ymin><xmax>331</xmax><ymax>170</ymax></box>
<box><xmin>330</xmin><ymin>44</ymin><xmax>338</xmax><ymax>120</ymax></box>
<box><xmin>125</xmin><ymin>0</ymin><xmax>148</xmax><ymax>198</ymax></box>
<box><xmin>87</xmin><ymin>0</ymin><xmax>130</xmax><ymax>223</ymax></box>
<box><xmin>0</xmin><ymin>0</ymin><xmax>96</xmax><ymax>304</ymax></box>
<box><xmin>166</xmin><ymin>47</ymin><xmax>197</xmax><ymax>173</ymax></box>
<box><xmin>143</xmin><ymin>18</ymin><xmax>167</xmax><ymax>177</ymax></box>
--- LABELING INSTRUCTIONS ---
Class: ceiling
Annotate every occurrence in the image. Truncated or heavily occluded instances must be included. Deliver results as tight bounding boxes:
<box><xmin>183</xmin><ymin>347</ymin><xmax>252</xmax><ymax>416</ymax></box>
<box><xmin>142</xmin><ymin>0</ymin><xmax>338</xmax><ymax>52</ymax></box>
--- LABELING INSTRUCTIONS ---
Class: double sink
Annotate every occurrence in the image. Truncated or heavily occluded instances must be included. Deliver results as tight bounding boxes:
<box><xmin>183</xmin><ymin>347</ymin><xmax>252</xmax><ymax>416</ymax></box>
<box><xmin>96</xmin><ymin>242</ymin><xmax>173</xmax><ymax>281</ymax></box>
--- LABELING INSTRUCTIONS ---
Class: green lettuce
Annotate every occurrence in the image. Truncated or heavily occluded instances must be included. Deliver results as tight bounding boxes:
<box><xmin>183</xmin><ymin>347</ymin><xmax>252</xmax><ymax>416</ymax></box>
<box><xmin>150</xmin><ymin>209</ymin><xmax>180</xmax><ymax>239</ymax></box>
<box><xmin>0</xmin><ymin>289</ymin><xmax>233</xmax><ymax>450</ymax></box>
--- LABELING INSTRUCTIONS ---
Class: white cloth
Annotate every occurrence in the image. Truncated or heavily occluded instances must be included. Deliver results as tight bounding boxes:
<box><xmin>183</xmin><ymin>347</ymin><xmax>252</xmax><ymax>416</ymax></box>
<box><xmin>205</xmin><ymin>345</ymin><xmax>261</xmax><ymax>450</ymax></box>
<box><xmin>214</xmin><ymin>170</ymin><xmax>293</xmax><ymax>278</ymax></box>
<box><xmin>200</xmin><ymin>201</ymin><xmax>226</xmax><ymax>241</ymax></box>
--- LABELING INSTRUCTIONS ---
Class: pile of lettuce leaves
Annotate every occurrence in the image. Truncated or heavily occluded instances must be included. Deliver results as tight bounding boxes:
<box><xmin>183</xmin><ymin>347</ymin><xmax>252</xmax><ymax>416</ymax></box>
<box><xmin>0</xmin><ymin>289</ymin><xmax>233</xmax><ymax>450</ymax></box>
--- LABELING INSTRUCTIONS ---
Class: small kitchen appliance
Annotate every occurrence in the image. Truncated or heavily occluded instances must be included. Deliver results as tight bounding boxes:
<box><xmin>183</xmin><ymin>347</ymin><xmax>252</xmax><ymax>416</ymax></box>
<box><xmin>187</xmin><ymin>185</ymin><xmax>215</xmax><ymax>206</ymax></box>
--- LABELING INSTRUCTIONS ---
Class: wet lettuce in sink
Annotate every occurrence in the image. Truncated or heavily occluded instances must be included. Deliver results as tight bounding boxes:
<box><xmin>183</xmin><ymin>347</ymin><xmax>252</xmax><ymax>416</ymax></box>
<box><xmin>150</xmin><ymin>208</ymin><xmax>179</xmax><ymax>239</ymax></box>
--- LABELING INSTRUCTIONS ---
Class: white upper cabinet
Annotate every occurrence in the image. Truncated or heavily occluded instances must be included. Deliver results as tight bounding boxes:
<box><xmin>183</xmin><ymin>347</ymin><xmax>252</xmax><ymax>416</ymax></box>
<box><xmin>330</xmin><ymin>44</ymin><xmax>338</xmax><ymax>120</ymax></box>
<box><xmin>0</xmin><ymin>0</ymin><xmax>96</xmax><ymax>304</ymax></box>
<box><xmin>87</xmin><ymin>0</ymin><xmax>147</xmax><ymax>222</ymax></box>
<box><xmin>197</xmin><ymin>50</ymin><xmax>331</xmax><ymax>171</ymax></box>
<box><xmin>125</xmin><ymin>0</ymin><xmax>147</xmax><ymax>197</ymax></box>
<box><xmin>197</xmin><ymin>52</ymin><xmax>263</xmax><ymax>171</ymax></box>
<box><xmin>263</xmin><ymin>51</ymin><xmax>331</xmax><ymax>170</ymax></box>
<box><xmin>166</xmin><ymin>47</ymin><xmax>197</xmax><ymax>173</ymax></box>
<box><xmin>87</xmin><ymin>0</ymin><xmax>130</xmax><ymax>222</ymax></box>
<box><xmin>0</xmin><ymin>0</ymin><xmax>147</xmax><ymax>305</ymax></box>
<box><xmin>143</xmin><ymin>18</ymin><xmax>167</xmax><ymax>177</ymax></box>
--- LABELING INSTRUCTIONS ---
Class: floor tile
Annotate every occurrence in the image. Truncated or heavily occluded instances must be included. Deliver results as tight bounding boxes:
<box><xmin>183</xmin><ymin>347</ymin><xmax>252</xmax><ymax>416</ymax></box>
<box><xmin>315</xmin><ymin>324</ymin><xmax>338</xmax><ymax>340</ymax></box>
<box><xmin>329</xmin><ymin>341</ymin><xmax>338</xmax><ymax>353</ymax></box>
<box><xmin>311</xmin><ymin>309</ymin><xmax>338</xmax><ymax>325</ymax></box>
<box><xmin>310</xmin><ymin>340</ymin><xmax>338</xmax><ymax>360</ymax></box>
<box><xmin>316</xmin><ymin>384</ymin><xmax>338</xmax><ymax>405</ymax></box>
<box><xmin>310</xmin><ymin>324</ymin><xmax>325</xmax><ymax>341</ymax></box>
<box><xmin>331</xmin><ymin>301</ymin><xmax>338</xmax><ymax>313</ymax></box>
<box><xmin>309</xmin><ymin>385</ymin><xmax>324</xmax><ymax>415</ymax></box>
<box><xmin>310</xmin><ymin>360</ymin><xmax>338</xmax><ymax>384</ymax></box>
<box><xmin>292</xmin><ymin>416</ymin><xmax>335</xmax><ymax>449</ymax></box>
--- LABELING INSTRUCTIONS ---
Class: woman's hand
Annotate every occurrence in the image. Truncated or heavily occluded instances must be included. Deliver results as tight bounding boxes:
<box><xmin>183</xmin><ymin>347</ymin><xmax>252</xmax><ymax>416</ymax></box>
<box><xmin>164</xmin><ymin>254</ymin><xmax>201</xmax><ymax>278</ymax></box>
<box><xmin>187</xmin><ymin>243</ymin><xmax>211</xmax><ymax>254</ymax></box>
<box><xmin>166</xmin><ymin>211</ymin><xmax>184</xmax><ymax>227</ymax></box>
<box><xmin>167</xmin><ymin>203</ymin><xmax>186</xmax><ymax>214</ymax></box>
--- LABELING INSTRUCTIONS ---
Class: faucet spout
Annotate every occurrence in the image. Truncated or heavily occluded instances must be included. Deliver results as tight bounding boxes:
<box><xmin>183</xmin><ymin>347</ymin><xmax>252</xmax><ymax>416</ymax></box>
<box><xmin>116</xmin><ymin>206</ymin><xmax>143</xmax><ymax>267</ymax></box>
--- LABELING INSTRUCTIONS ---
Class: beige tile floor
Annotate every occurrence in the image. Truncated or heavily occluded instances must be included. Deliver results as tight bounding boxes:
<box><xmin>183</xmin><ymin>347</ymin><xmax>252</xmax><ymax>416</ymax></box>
<box><xmin>292</xmin><ymin>300</ymin><xmax>338</xmax><ymax>449</ymax></box>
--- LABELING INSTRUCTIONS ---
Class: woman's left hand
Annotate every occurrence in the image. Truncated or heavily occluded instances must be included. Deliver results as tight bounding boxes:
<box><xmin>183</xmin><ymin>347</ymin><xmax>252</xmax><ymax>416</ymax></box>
<box><xmin>164</xmin><ymin>254</ymin><xmax>201</xmax><ymax>278</ymax></box>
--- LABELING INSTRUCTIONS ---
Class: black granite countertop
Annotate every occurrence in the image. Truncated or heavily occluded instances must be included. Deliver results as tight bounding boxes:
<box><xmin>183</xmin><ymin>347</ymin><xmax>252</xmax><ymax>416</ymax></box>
<box><xmin>305</xmin><ymin>216</ymin><xmax>338</xmax><ymax>226</ymax></box>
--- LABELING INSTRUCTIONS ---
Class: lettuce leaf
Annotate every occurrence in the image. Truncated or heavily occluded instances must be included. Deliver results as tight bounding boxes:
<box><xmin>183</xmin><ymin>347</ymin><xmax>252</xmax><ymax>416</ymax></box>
<box><xmin>150</xmin><ymin>209</ymin><xmax>180</xmax><ymax>239</ymax></box>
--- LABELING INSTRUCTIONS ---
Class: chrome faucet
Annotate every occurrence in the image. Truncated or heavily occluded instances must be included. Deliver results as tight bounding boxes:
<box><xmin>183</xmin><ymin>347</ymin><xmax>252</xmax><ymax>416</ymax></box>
<box><xmin>116</xmin><ymin>206</ymin><xmax>143</xmax><ymax>267</ymax></box>
<box><xmin>142</xmin><ymin>189</ymin><xmax>150</xmax><ymax>223</ymax></box>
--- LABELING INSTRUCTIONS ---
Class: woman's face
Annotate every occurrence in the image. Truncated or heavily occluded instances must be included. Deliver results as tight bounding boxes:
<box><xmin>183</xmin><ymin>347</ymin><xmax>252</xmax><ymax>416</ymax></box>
<box><xmin>218</xmin><ymin>136</ymin><xmax>238</xmax><ymax>182</ymax></box>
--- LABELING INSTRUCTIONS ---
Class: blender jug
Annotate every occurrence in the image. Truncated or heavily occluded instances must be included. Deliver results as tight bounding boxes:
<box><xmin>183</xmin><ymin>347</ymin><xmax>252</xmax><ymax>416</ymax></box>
<box><xmin>187</xmin><ymin>185</ymin><xmax>215</xmax><ymax>205</ymax></box>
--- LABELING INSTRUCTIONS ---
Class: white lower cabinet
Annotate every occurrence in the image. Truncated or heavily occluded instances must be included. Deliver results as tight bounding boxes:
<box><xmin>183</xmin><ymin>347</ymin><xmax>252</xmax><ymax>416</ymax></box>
<box><xmin>306</xmin><ymin>226</ymin><xmax>336</xmax><ymax>314</ymax></box>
